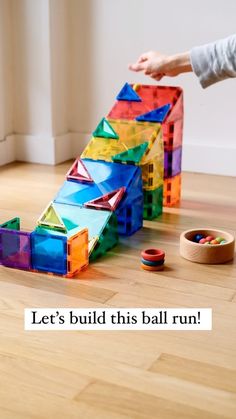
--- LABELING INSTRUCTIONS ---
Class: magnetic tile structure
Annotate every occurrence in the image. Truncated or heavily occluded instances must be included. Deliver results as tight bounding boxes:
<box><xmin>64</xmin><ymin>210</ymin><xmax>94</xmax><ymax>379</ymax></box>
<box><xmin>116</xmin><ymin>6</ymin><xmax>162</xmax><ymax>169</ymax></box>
<box><xmin>0</xmin><ymin>217</ymin><xmax>20</xmax><ymax>231</ymax></box>
<box><xmin>143</xmin><ymin>186</ymin><xmax>163</xmax><ymax>220</ymax></box>
<box><xmin>31</xmin><ymin>227</ymin><xmax>88</xmax><ymax>277</ymax></box>
<box><xmin>164</xmin><ymin>174</ymin><xmax>182</xmax><ymax>207</ymax></box>
<box><xmin>81</xmin><ymin>118</ymin><xmax>164</xmax><ymax>219</ymax></box>
<box><xmin>82</xmin><ymin>119</ymin><xmax>163</xmax><ymax>165</ymax></box>
<box><xmin>54</xmin><ymin>159</ymin><xmax>143</xmax><ymax>235</ymax></box>
<box><xmin>108</xmin><ymin>83</ymin><xmax>184</xmax><ymax>206</ymax></box>
<box><xmin>0</xmin><ymin>227</ymin><xmax>31</xmax><ymax>270</ymax></box>
<box><xmin>164</xmin><ymin>146</ymin><xmax>182</xmax><ymax>179</ymax></box>
<box><xmin>0</xmin><ymin>82</ymin><xmax>184</xmax><ymax>278</ymax></box>
<box><xmin>0</xmin><ymin>217</ymin><xmax>88</xmax><ymax>277</ymax></box>
<box><xmin>37</xmin><ymin>203</ymin><xmax>119</xmax><ymax>261</ymax></box>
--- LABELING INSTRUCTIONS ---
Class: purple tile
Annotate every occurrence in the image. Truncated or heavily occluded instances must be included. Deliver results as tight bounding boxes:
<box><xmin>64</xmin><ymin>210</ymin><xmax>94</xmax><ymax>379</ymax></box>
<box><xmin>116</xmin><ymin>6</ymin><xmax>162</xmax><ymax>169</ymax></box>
<box><xmin>0</xmin><ymin>228</ymin><xmax>31</xmax><ymax>270</ymax></box>
<box><xmin>164</xmin><ymin>146</ymin><xmax>182</xmax><ymax>179</ymax></box>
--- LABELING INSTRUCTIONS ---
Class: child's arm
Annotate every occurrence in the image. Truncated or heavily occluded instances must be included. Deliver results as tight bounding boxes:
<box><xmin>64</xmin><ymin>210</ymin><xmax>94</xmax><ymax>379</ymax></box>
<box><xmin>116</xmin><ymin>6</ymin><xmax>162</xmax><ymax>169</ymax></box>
<box><xmin>191</xmin><ymin>34</ymin><xmax>236</xmax><ymax>87</ymax></box>
<box><xmin>129</xmin><ymin>51</ymin><xmax>192</xmax><ymax>81</ymax></box>
<box><xmin>129</xmin><ymin>34</ymin><xmax>236</xmax><ymax>88</ymax></box>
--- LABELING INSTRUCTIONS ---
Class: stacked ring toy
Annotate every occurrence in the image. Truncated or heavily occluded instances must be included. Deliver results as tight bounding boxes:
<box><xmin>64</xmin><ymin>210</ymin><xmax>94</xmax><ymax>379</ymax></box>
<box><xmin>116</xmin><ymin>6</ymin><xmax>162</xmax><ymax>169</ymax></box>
<box><xmin>141</xmin><ymin>248</ymin><xmax>165</xmax><ymax>271</ymax></box>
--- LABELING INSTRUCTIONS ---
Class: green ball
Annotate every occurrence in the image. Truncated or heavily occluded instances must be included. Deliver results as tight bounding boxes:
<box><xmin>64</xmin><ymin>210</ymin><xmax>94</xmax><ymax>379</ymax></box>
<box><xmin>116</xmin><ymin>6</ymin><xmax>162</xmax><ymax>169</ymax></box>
<box><xmin>215</xmin><ymin>237</ymin><xmax>224</xmax><ymax>243</ymax></box>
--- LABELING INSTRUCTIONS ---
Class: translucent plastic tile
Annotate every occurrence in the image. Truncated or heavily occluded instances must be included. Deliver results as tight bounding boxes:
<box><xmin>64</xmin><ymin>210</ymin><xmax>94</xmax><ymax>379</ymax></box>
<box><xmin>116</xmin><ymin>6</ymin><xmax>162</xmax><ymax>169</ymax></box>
<box><xmin>93</xmin><ymin>117</ymin><xmax>119</xmax><ymax>139</ymax></box>
<box><xmin>31</xmin><ymin>230</ymin><xmax>67</xmax><ymax>275</ymax></box>
<box><xmin>52</xmin><ymin>203</ymin><xmax>113</xmax><ymax>240</ymax></box>
<box><xmin>0</xmin><ymin>229</ymin><xmax>31</xmax><ymax>269</ymax></box>
<box><xmin>85</xmin><ymin>187</ymin><xmax>126</xmax><ymax>211</ymax></box>
<box><xmin>116</xmin><ymin>194</ymin><xmax>143</xmax><ymax>235</ymax></box>
<box><xmin>81</xmin><ymin>120</ymin><xmax>162</xmax><ymax>163</ymax></box>
<box><xmin>67</xmin><ymin>228</ymin><xmax>88</xmax><ymax>276</ymax></box>
<box><xmin>142</xmin><ymin>155</ymin><xmax>164</xmax><ymax>190</ymax></box>
<box><xmin>42</xmin><ymin>203</ymin><xmax>119</xmax><ymax>259</ymax></box>
<box><xmin>90</xmin><ymin>212</ymin><xmax>118</xmax><ymax>261</ymax></box>
<box><xmin>80</xmin><ymin>121</ymin><xmax>163</xmax><ymax>203</ymax></box>
<box><xmin>108</xmin><ymin>84</ymin><xmax>183</xmax><ymax>154</ymax></box>
<box><xmin>164</xmin><ymin>174</ymin><xmax>181</xmax><ymax>207</ymax></box>
<box><xmin>143</xmin><ymin>186</ymin><xmax>163</xmax><ymax>220</ymax></box>
<box><xmin>35</xmin><ymin>225</ymin><xmax>76</xmax><ymax>239</ymax></box>
<box><xmin>31</xmin><ymin>226</ymin><xmax>88</xmax><ymax>277</ymax></box>
<box><xmin>55</xmin><ymin>161</ymin><xmax>143</xmax><ymax>237</ymax></box>
<box><xmin>131</xmin><ymin>195</ymin><xmax>144</xmax><ymax>233</ymax></box>
<box><xmin>55</xmin><ymin>160</ymin><xmax>139</xmax><ymax>208</ymax></box>
<box><xmin>162</xmin><ymin>118</ymin><xmax>183</xmax><ymax>151</ymax></box>
<box><xmin>116</xmin><ymin>82</ymin><xmax>142</xmax><ymax>102</ymax></box>
<box><xmin>35</xmin><ymin>209</ymin><xmax>117</xmax><ymax>259</ymax></box>
<box><xmin>164</xmin><ymin>146</ymin><xmax>182</xmax><ymax>179</ymax></box>
<box><xmin>108</xmin><ymin>84</ymin><xmax>183</xmax><ymax>123</ymax></box>
<box><xmin>136</xmin><ymin>104</ymin><xmax>171</xmax><ymax>123</ymax></box>
<box><xmin>88</xmin><ymin>236</ymin><xmax>99</xmax><ymax>254</ymax></box>
<box><xmin>112</xmin><ymin>142</ymin><xmax>149</xmax><ymax>165</ymax></box>
<box><xmin>0</xmin><ymin>217</ymin><xmax>20</xmax><ymax>231</ymax></box>
<box><xmin>82</xmin><ymin>159</ymin><xmax>138</xmax><ymax>185</ymax></box>
<box><xmin>38</xmin><ymin>202</ymin><xmax>67</xmax><ymax>232</ymax></box>
<box><xmin>67</xmin><ymin>159</ymin><xmax>94</xmax><ymax>183</ymax></box>
<box><xmin>116</xmin><ymin>175</ymin><xmax>143</xmax><ymax>235</ymax></box>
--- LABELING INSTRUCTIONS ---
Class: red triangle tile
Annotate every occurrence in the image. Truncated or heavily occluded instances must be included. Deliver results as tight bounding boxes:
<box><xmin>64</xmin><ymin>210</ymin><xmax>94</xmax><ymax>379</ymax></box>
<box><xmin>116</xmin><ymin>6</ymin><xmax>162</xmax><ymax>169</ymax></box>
<box><xmin>67</xmin><ymin>159</ymin><xmax>94</xmax><ymax>183</ymax></box>
<box><xmin>84</xmin><ymin>187</ymin><xmax>126</xmax><ymax>211</ymax></box>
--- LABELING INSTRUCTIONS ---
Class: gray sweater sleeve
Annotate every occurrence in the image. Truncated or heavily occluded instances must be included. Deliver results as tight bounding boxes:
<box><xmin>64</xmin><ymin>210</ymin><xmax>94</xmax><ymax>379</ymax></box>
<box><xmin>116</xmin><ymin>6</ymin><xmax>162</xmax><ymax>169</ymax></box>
<box><xmin>190</xmin><ymin>34</ymin><xmax>236</xmax><ymax>88</ymax></box>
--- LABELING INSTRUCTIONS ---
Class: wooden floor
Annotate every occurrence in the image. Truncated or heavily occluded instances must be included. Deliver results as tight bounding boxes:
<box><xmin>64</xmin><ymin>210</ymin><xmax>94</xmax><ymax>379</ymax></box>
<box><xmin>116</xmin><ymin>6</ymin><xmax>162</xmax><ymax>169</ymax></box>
<box><xmin>0</xmin><ymin>161</ymin><xmax>236</xmax><ymax>419</ymax></box>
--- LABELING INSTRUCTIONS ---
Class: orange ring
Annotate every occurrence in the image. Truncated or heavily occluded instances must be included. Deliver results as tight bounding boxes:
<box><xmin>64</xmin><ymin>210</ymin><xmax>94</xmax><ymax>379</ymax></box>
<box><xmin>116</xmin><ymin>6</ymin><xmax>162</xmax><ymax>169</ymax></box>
<box><xmin>141</xmin><ymin>263</ymin><xmax>164</xmax><ymax>271</ymax></box>
<box><xmin>141</xmin><ymin>248</ymin><xmax>165</xmax><ymax>262</ymax></box>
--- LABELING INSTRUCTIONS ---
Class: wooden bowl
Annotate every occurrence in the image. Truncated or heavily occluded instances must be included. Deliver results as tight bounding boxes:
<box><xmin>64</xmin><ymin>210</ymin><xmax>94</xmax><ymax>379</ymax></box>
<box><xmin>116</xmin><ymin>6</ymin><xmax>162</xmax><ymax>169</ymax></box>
<box><xmin>180</xmin><ymin>228</ymin><xmax>235</xmax><ymax>264</ymax></box>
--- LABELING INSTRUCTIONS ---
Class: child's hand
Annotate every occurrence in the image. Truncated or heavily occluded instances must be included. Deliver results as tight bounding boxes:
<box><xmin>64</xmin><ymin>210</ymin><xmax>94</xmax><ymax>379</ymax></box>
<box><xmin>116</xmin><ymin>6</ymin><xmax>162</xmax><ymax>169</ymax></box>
<box><xmin>129</xmin><ymin>51</ymin><xmax>192</xmax><ymax>81</ymax></box>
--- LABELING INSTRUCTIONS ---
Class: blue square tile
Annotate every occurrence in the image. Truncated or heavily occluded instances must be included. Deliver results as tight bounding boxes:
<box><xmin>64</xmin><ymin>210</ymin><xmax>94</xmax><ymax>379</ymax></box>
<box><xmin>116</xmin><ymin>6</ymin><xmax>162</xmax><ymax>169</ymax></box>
<box><xmin>31</xmin><ymin>231</ymin><xmax>67</xmax><ymax>275</ymax></box>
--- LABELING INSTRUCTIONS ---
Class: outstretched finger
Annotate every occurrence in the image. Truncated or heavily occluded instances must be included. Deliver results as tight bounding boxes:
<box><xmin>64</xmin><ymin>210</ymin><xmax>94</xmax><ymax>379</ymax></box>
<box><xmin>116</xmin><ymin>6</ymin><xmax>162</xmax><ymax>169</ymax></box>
<box><xmin>137</xmin><ymin>53</ymin><xmax>148</xmax><ymax>63</ymax></box>
<box><xmin>128</xmin><ymin>62</ymin><xmax>146</xmax><ymax>72</ymax></box>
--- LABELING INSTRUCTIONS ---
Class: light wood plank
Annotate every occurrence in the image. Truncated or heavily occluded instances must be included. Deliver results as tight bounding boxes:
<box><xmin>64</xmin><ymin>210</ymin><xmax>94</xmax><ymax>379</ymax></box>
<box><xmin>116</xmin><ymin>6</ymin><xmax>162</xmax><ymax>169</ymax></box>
<box><xmin>150</xmin><ymin>353</ymin><xmax>236</xmax><ymax>393</ymax></box>
<box><xmin>0</xmin><ymin>162</ymin><xmax>236</xmax><ymax>419</ymax></box>
<box><xmin>75</xmin><ymin>381</ymin><xmax>226</xmax><ymax>419</ymax></box>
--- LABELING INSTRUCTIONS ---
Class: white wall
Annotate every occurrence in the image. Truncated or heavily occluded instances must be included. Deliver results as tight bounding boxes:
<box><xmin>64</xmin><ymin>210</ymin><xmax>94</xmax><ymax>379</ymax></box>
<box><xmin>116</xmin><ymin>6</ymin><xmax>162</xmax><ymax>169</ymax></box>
<box><xmin>1</xmin><ymin>0</ymin><xmax>71</xmax><ymax>165</ymax></box>
<box><xmin>68</xmin><ymin>0</ymin><xmax>236</xmax><ymax>176</ymax></box>
<box><xmin>0</xmin><ymin>0</ymin><xmax>14</xmax><ymax>165</ymax></box>
<box><xmin>0</xmin><ymin>0</ymin><xmax>235</xmax><ymax>175</ymax></box>
<box><xmin>12</xmin><ymin>0</ymin><xmax>52</xmax><ymax>135</ymax></box>
<box><xmin>49</xmin><ymin>0</ymin><xmax>69</xmax><ymax>136</ymax></box>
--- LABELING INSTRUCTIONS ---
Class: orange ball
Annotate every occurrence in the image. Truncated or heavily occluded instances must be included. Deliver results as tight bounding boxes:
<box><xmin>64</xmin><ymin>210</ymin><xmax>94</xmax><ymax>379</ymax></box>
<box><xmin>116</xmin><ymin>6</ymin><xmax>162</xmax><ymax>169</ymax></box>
<box><xmin>210</xmin><ymin>240</ymin><xmax>220</xmax><ymax>245</ymax></box>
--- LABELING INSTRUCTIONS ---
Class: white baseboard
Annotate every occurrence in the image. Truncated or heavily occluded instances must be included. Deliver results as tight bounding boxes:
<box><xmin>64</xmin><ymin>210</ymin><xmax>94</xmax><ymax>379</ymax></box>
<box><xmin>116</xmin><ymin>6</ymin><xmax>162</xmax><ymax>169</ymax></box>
<box><xmin>13</xmin><ymin>132</ymin><xmax>91</xmax><ymax>165</ymax></box>
<box><xmin>54</xmin><ymin>133</ymin><xmax>72</xmax><ymax>164</ymax></box>
<box><xmin>15</xmin><ymin>134</ymin><xmax>56</xmax><ymax>164</ymax></box>
<box><xmin>15</xmin><ymin>133</ymin><xmax>75</xmax><ymax>164</ymax></box>
<box><xmin>71</xmin><ymin>132</ymin><xmax>91</xmax><ymax>158</ymax></box>
<box><xmin>182</xmin><ymin>143</ymin><xmax>236</xmax><ymax>177</ymax></box>
<box><xmin>55</xmin><ymin>132</ymin><xmax>91</xmax><ymax>163</ymax></box>
<box><xmin>0</xmin><ymin>135</ymin><xmax>16</xmax><ymax>166</ymax></box>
